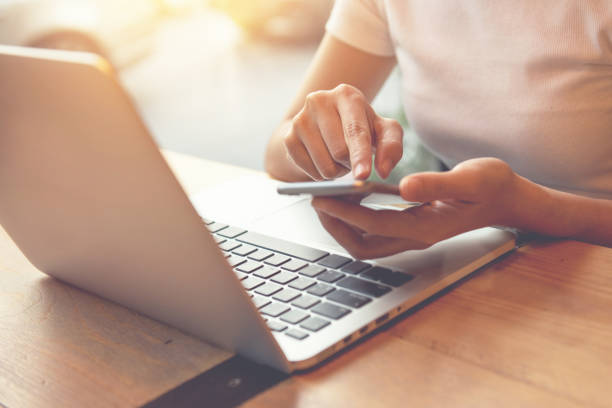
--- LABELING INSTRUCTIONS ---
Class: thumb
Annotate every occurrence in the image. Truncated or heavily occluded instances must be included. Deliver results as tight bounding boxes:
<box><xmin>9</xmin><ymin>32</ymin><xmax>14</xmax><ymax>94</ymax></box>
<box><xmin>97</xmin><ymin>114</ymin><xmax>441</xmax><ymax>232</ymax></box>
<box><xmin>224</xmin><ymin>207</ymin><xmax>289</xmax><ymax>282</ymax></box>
<box><xmin>399</xmin><ymin>169</ymin><xmax>478</xmax><ymax>203</ymax></box>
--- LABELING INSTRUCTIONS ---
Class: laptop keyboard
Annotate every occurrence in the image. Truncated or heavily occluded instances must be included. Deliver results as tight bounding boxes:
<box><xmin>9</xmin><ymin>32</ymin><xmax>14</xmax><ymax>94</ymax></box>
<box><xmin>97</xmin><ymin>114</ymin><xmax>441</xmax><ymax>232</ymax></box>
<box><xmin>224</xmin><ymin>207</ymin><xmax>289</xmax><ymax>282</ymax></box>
<box><xmin>205</xmin><ymin>219</ymin><xmax>415</xmax><ymax>341</ymax></box>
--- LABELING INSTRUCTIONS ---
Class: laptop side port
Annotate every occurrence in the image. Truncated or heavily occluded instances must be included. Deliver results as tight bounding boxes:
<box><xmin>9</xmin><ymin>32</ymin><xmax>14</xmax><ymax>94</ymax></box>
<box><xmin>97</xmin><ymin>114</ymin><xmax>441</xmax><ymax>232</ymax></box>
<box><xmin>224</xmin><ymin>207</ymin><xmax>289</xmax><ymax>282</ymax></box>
<box><xmin>359</xmin><ymin>325</ymin><xmax>369</xmax><ymax>335</ymax></box>
<box><xmin>375</xmin><ymin>313</ymin><xmax>389</xmax><ymax>325</ymax></box>
<box><xmin>343</xmin><ymin>334</ymin><xmax>352</xmax><ymax>344</ymax></box>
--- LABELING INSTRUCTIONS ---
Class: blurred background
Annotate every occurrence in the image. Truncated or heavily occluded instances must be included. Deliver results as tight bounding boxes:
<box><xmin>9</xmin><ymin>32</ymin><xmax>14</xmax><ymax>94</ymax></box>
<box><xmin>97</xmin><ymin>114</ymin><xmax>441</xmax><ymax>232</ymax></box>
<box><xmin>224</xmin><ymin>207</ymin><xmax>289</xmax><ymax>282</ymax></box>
<box><xmin>0</xmin><ymin>0</ymin><xmax>435</xmax><ymax>175</ymax></box>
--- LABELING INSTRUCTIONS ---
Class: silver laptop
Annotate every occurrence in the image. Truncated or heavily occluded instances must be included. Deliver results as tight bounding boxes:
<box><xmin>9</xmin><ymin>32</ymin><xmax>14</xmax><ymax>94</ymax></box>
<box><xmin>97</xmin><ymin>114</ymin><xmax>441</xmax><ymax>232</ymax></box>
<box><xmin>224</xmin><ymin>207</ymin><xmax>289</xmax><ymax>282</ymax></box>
<box><xmin>0</xmin><ymin>45</ymin><xmax>516</xmax><ymax>373</ymax></box>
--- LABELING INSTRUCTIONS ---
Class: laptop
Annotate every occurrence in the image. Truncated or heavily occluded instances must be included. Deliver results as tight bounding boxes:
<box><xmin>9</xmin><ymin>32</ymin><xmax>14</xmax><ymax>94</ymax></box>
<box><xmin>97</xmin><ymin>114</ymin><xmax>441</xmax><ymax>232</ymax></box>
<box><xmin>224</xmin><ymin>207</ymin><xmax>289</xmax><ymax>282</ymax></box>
<box><xmin>0</xmin><ymin>45</ymin><xmax>516</xmax><ymax>373</ymax></box>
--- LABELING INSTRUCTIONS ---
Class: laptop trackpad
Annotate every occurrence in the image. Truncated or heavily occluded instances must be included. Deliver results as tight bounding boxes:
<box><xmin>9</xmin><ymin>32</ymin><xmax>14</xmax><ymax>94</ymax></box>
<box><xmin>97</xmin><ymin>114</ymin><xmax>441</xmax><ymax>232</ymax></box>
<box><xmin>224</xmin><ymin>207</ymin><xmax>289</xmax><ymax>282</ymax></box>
<box><xmin>248</xmin><ymin>198</ymin><xmax>346</xmax><ymax>254</ymax></box>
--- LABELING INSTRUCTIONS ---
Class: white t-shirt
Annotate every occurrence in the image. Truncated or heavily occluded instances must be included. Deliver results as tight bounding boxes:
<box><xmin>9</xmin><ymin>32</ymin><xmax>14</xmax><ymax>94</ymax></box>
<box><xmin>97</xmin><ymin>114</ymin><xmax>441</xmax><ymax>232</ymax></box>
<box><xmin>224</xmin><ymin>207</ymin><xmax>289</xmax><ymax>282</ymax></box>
<box><xmin>326</xmin><ymin>0</ymin><xmax>612</xmax><ymax>198</ymax></box>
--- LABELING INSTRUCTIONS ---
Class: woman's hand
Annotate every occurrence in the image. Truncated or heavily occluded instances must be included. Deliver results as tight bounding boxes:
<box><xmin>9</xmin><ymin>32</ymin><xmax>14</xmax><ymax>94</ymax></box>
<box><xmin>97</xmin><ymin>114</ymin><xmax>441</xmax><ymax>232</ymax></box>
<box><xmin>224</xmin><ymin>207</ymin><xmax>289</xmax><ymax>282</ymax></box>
<box><xmin>311</xmin><ymin>158</ymin><xmax>523</xmax><ymax>259</ymax></box>
<box><xmin>284</xmin><ymin>84</ymin><xmax>404</xmax><ymax>181</ymax></box>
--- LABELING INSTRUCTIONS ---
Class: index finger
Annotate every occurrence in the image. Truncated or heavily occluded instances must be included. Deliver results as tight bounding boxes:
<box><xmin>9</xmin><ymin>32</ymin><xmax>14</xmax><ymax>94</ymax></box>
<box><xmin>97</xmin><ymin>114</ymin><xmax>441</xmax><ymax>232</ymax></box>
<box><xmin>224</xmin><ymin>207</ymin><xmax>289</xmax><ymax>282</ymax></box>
<box><xmin>337</xmin><ymin>94</ymin><xmax>373</xmax><ymax>179</ymax></box>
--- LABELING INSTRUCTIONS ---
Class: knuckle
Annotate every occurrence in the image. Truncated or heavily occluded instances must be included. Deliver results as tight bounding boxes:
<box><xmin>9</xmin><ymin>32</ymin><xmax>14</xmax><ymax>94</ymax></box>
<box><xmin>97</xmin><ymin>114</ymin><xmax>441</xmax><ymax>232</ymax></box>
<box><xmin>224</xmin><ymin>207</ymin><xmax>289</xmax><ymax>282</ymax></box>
<box><xmin>334</xmin><ymin>83</ymin><xmax>365</xmax><ymax>101</ymax></box>
<box><xmin>490</xmin><ymin>158</ymin><xmax>514</xmax><ymax>178</ymax></box>
<box><xmin>319</xmin><ymin>163</ymin><xmax>339</xmax><ymax>179</ymax></box>
<box><xmin>344</xmin><ymin>121</ymin><xmax>370</xmax><ymax>140</ymax></box>
<box><xmin>291</xmin><ymin>110</ymin><xmax>309</xmax><ymax>130</ymax></box>
<box><xmin>347</xmin><ymin>91</ymin><xmax>366</xmax><ymax>105</ymax></box>
<box><xmin>329</xmin><ymin>146</ymin><xmax>350</xmax><ymax>162</ymax></box>
<box><xmin>304</xmin><ymin>90</ymin><xmax>326</xmax><ymax>107</ymax></box>
<box><xmin>334</xmin><ymin>83</ymin><xmax>355</xmax><ymax>96</ymax></box>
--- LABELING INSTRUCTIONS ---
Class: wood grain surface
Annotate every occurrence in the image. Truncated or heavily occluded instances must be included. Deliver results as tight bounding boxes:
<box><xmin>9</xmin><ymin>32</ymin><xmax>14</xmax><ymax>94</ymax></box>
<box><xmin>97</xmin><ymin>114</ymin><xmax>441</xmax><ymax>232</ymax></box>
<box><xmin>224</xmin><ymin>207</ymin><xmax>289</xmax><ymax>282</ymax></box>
<box><xmin>245</xmin><ymin>240</ymin><xmax>612</xmax><ymax>408</ymax></box>
<box><xmin>1</xmin><ymin>152</ymin><xmax>611</xmax><ymax>408</ymax></box>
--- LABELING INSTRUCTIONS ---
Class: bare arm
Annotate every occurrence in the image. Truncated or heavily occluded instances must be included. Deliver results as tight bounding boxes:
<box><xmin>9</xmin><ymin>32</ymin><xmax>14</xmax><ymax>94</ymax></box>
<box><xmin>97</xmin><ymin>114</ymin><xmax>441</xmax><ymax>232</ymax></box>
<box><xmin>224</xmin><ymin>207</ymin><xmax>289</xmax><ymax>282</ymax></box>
<box><xmin>265</xmin><ymin>34</ymin><xmax>397</xmax><ymax>181</ymax></box>
<box><xmin>311</xmin><ymin>158</ymin><xmax>612</xmax><ymax>260</ymax></box>
<box><xmin>511</xmin><ymin>176</ymin><xmax>612</xmax><ymax>247</ymax></box>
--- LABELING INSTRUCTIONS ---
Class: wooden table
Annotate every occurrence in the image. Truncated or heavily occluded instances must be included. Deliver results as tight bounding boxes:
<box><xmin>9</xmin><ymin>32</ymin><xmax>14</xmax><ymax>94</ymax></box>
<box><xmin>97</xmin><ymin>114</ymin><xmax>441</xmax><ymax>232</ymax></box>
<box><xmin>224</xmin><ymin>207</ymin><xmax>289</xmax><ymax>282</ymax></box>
<box><xmin>1</xmin><ymin>151</ymin><xmax>611</xmax><ymax>408</ymax></box>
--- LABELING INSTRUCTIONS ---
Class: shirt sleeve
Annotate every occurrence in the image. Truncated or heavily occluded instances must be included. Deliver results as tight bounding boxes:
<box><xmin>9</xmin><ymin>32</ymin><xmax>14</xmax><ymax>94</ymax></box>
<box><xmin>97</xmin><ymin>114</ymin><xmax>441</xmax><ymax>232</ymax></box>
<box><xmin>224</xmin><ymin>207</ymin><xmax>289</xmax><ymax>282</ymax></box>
<box><xmin>325</xmin><ymin>0</ymin><xmax>395</xmax><ymax>57</ymax></box>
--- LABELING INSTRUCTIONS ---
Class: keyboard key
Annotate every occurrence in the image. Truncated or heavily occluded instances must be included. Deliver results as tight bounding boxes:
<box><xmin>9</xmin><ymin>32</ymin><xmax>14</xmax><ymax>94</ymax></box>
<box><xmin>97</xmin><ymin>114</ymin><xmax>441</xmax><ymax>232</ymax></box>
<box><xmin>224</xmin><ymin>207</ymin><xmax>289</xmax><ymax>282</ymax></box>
<box><xmin>360</xmin><ymin>266</ymin><xmax>393</xmax><ymax>282</ymax></box>
<box><xmin>311</xmin><ymin>302</ymin><xmax>351</xmax><ymax>320</ymax></box>
<box><xmin>337</xmin><ymin>276</ymin><xmax>391</xmax><ymax>298</ymax></box>
<box><xmin>360</xmin><ymin>267</ymin><xmax>414</xmax><ymax>287</ymax></box>
<box><xmin>264</xmin><ymin>254</ymin><xmax>291</xmax><ymax>267</ymax></box>
<box><xmin>299</xmin><ymin>264</ymin><xmax>326</xmax><ymax>278</ymax></box>
<box><xmin>280</xmin><ymin>309</ymin><xmax>309</xmax><ymax>324</ymax></box>
<box><xmin>291</xmin><ymin>295</ymin><xmax>320</xmax><ymax>310</ymax></box>
<box><xmin>271</xmin><ymin>270</ymin><xmax>298</xmax><ymax>285</ymax></box>
<box><xmin>232</xmin><ymin>244</ymin><xmax>257</xmax><ymax>256</ymax></box>
<box><xmin>273</xmin><ymin>288</ymin><xmax>301</xmax><ymax>303</ymax></box>
<box><xmin>254</xmin><ymin>282</ymin><xmax>283</xmax><ymax>296</ymax></box>
<box><xmin>253</xmin><ymin>265</ymin><xmax>280</xmax><ymax>279</ymax></box>
<box><xmin>327</xmin><ymin>289</ymin><xmax>371</xmax><ymax>308</ymax></box>
<box><xmin>260</xmin><ymin>302</ymin><xmax>290</xmax><ymax>317</ymax></box>
<box><xmin>380</xmin><ymin>271</ymin><xmax>414</xmax><ymax>287</ymax></box>
<box><xmin>300</xmin><ymin>316</ymin><xmax>330</xmax><ymax>332</ymax></box>
<box><xmin>219</xmin><ymin>240</ymin><xmax>241</xmax><ymax>252</ymax></box>
<box><xmin>207</xmin><ymin>222</ymin><xmax>228</xmax><ymax>233</ymax></box>
<box><xmin>318</xmin><ymin>254</ymin><xmax>352</xmax><ymax>269</ymax></box>
<box><xmin>341</xmin><ymin>261</ymin><xmax>372</xmax><ymax>274</ymax></box>
<box><xmin>248</xmin><ymin>249</ymin><xmax>274</xmax><ymax>261</ymax></box>
<box><xmin>285</xmin><ymin>328</ymin><xmax>309</xmax><ymax>340</ymax></box>
<box><xmin>241</xmin><ymin>276</ymin><xmax>265</xmax><ymax>290</ymax></box>
<box><xmin>218</xmin><ymin>226</ymin><xmax>247</xmax><ymax>238</ymax></box>
<box><xmin>252</xmin><ymin>296</ymin><xmax>271</xmax><ymax>309</ymax></box>
<box><xmin>227</xmin><ymin>255</ymin><xmax>247</xmax><ymax>267</ymax></box>
<box><xmin>202</xmin><ymin>218</ymin><xmax>214</xmax><ymax>225</ymax></box>
<box><xmin>267</xmin><ymin>320</ymin><xmax>287</xmax><ymax>332</ymax></box>
<box><xmin>288</xmin><ymin>277</ymin><xmax>316</xmax><ymax>291</ymax></box>
<box><xmin>281</xmin><ymin>259</ymin><xmax>309</xmax><ymax>272</ymax></box>
<box><xmin>235</xmin><ymin>260</ymin><xmax>263</xmax><ymax>273</ymax></box>
<box><xmin>237</xmin><ymin>231</ymin><xmax>329</xmax><ymax>262</ymax></box>
<box><xmin>213</xmin><ymin>235</ymin><xmax>226</xmax><ymax>244</ymax></box>
<box><xmin>307</xmin><ymin>283</ymin><xmax>335</xmax><ymax>297</ymax></box>
<box><xmin>317</xmin><ymin>270</ymin><xmax>345</xmax><ymax>283</ymax></box>
<box><xmin>234</xmin><ymin>271</ymin><xmax>248</xmax><ymax>280</ymax></box>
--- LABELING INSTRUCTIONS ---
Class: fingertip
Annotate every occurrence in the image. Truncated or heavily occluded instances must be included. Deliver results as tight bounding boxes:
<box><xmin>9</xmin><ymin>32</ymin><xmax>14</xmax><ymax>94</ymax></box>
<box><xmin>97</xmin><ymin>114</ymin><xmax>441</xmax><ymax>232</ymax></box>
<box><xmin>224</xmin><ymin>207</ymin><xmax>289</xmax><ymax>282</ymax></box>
<box><xmin>399</xmin><ymin>175</ymin><xmax>425</xmax><ymax>202</ymax></box>
<box><xmin>374</xmin><ymin>118</ymin><xmax>403</xmax><ymax>177</ymax></box>
<box><xmin>376</xmin><ymin>159</ymin><xmax>393</xmax><ymax>179</ymax></box>
<box><xmin>353</xmin><ymin>163</ymin><xmax>371</xmax><ymax>180</ymax></box>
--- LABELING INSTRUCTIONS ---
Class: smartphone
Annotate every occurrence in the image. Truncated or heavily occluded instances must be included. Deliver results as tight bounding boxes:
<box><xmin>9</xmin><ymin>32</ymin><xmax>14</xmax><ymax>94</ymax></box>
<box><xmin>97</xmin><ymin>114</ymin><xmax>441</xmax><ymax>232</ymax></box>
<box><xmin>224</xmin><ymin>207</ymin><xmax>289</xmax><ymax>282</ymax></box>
<box><xmin>276</xmin><ymin>180</ymin><xmax>400</xmax><ymax>196</ymax></box>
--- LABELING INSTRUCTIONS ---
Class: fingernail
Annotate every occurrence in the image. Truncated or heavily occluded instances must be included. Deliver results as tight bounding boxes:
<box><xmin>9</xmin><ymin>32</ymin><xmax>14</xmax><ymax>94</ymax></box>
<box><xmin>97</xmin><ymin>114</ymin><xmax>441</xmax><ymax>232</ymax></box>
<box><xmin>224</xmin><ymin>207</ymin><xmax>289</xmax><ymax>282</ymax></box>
<box><xmin>381</xmin><ymin>160</ymin><xmax>392</xmax><ymax>178</ymax></box>
<box><xmin>354</xmin><ymin>164</ymin><xmax>367</xmax><ymax>179</ymax></box>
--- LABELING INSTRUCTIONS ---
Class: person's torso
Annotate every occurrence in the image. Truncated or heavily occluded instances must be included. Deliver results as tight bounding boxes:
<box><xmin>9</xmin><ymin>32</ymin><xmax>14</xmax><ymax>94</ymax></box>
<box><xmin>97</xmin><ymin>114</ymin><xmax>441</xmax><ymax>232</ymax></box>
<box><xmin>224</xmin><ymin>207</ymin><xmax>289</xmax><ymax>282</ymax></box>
<box><xmin>384</xmin><ymin>0</ymin><xmax>612</xmax><ymax>197</ymax></box>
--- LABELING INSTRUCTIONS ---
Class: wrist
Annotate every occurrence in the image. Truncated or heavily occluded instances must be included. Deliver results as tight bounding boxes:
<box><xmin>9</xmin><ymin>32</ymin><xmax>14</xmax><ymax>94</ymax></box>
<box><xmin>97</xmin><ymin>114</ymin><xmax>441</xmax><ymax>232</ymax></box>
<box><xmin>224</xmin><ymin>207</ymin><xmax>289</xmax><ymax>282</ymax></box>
<box><xmin>502</xmin><ymin>173</ymin><xmax>558</xmax><ymax>234</ymax></box>
<box><xmin>503</xmin><ymin>175</ymin><xmax>612</xmax><ymax>246</ymax></box>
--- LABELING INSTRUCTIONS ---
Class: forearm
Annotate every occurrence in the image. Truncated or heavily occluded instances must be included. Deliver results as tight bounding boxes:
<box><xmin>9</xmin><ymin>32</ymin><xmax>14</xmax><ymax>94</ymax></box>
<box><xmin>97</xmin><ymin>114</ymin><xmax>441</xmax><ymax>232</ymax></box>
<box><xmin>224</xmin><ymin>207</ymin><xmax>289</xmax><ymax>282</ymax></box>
<box><xmin>512</xmin><ymin>175</ymin><xmax>612</xmax><ymax>247</ymax></box>
<box><xmin>265</xmin><ymin>120</ymin><xmax>311</xmax><ymax>182</ymax></box>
